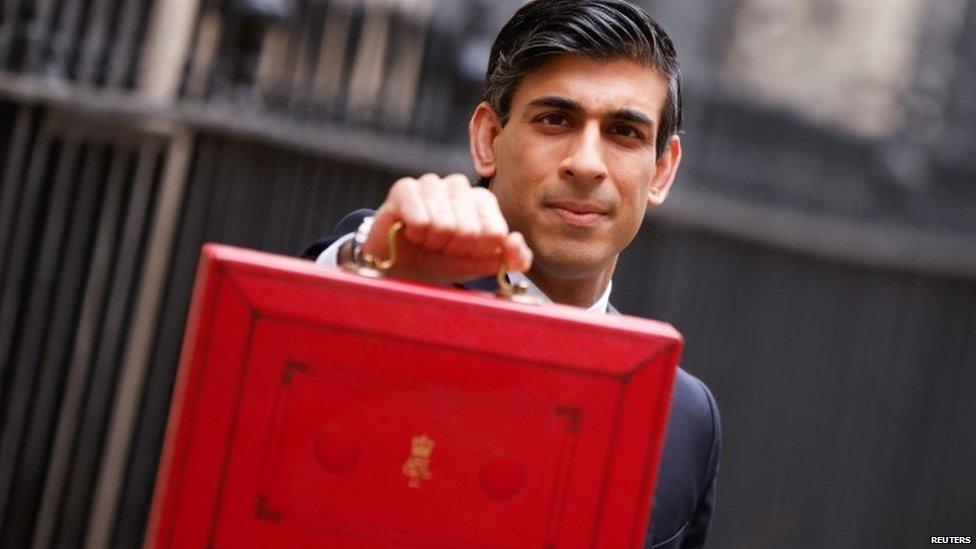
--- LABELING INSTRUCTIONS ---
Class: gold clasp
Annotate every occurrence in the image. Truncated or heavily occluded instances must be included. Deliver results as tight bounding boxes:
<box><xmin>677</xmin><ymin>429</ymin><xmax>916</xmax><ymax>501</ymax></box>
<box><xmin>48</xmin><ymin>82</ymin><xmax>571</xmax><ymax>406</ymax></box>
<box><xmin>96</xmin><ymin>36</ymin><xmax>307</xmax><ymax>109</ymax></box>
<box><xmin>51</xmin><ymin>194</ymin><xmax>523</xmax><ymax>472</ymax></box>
<box><xmin>341</xmin><ymin>221</ymin><xmax>403</xmax><ymax>278</ymax></box>
<box><xmin>494</xmin><ymin>264</ymin><xmax>542</xmax><ymax>305</ymax></box>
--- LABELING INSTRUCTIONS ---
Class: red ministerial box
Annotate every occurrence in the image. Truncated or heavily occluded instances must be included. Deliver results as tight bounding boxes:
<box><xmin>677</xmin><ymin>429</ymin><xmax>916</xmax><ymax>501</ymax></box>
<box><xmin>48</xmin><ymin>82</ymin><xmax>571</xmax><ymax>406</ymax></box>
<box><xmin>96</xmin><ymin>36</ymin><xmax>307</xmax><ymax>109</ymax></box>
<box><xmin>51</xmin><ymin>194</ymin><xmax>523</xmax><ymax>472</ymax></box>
<box><xmin>145</xmin><ymin>244</ymin><xmax>682</xmax><ymax>548</ymax></box>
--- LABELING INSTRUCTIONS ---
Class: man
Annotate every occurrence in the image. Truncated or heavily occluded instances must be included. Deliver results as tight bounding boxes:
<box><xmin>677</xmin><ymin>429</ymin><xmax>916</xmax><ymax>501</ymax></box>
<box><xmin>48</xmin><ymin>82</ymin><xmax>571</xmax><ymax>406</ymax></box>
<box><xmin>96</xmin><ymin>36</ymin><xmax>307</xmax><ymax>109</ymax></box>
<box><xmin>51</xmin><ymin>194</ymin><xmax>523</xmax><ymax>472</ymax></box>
<box><xmin>303</xmin><ymin>1</ymin><xmax>720</xmax><ymax>547</ymax></box>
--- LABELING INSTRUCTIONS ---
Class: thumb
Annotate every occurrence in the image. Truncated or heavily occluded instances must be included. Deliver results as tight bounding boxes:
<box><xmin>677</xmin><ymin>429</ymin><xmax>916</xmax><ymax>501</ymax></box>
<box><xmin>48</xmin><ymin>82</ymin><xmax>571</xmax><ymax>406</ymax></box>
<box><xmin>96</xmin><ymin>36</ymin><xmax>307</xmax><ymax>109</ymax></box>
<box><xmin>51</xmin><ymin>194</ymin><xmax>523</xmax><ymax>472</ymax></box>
<box><xmin>361</xmin><ymin>205</ymin><xmax>399</xmax><ymax>259</ymax></box>
<box><xmin>503</xmin><ymin>232</ymin><xmax>533</xmax><ymax>273</ymax></box>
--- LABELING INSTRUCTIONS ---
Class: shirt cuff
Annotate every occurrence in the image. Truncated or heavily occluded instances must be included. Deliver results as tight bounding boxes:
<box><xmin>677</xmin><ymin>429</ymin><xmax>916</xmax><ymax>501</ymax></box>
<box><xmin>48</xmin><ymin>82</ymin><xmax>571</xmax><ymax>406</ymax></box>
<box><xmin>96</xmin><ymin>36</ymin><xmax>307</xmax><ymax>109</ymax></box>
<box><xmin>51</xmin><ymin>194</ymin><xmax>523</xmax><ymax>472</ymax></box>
<box><xmin>315</xmin><ymin>233</ymin><xmax>356</xmax><ymax>267</ymax></box>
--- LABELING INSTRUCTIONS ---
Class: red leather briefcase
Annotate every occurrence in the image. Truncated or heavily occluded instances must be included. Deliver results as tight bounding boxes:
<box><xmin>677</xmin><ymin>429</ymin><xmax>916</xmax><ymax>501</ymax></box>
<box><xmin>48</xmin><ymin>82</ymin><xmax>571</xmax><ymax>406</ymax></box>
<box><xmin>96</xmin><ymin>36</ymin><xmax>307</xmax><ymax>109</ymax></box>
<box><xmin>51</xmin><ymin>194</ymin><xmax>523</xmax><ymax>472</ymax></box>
<box><xmin>145</xmin><ymin>243</ymin><xmax>681</xmax><ymax>548</ymax></box>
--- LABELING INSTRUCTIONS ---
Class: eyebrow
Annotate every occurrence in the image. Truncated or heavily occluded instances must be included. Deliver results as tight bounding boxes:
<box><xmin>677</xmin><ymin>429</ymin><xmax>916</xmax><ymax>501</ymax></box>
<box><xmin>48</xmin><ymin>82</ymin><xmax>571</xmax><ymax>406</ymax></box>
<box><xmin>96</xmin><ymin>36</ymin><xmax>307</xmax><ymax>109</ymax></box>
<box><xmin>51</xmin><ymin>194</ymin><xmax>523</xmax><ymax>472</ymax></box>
<box><xmin>609</xmin><ymin>108</ymin><xmax>655</xmax><ymax>129</ymax></box>
<box><xmin>525</xmin><ymin>95</ymin><xmax>656</xmax><ymax>129</ymax></box>
<box><xmin>527</xmin><ymin>95</ymin><xmax>581</xmax><ymax>112</ymax></box>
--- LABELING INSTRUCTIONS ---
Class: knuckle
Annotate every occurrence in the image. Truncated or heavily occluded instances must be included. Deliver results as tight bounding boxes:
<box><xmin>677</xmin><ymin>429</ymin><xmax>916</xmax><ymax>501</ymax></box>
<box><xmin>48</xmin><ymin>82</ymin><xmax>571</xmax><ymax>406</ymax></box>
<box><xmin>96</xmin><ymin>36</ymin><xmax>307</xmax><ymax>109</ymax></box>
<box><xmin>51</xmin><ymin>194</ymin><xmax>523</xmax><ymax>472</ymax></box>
<box><xmin>389</xmin><ymin>177</ymin><xmax>417</xmax><ymax>197</ymax></box>
<box><xmin>472</xmin><ymin>185</ymin><xmax>494</xmax><ymax>198</ymax></box>
<box><xmin>474</xmin><ymin>187</ymin><xmax>500</xmax><ymax>206</ymax></box>
<box><xmin>417</xmin><ymin>174</ymin><xmax>440</xmax><ymax>192</ymax></box>
<box><xmin>445</xmin><ymin>173</ymin><xmax>471</xmax><ymax>185</ymax></box>
<box><xmin>445</xmin><ymin>177</ymin><xmax>472</xmax><ymax>196</ymax></box>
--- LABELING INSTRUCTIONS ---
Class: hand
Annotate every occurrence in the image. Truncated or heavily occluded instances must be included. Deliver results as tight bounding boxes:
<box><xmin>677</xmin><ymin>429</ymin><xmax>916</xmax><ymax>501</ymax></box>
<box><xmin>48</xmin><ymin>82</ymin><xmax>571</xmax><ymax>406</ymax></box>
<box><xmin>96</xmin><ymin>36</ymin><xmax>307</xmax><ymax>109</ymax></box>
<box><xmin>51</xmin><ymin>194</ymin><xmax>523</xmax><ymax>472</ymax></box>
<box><xmin>360</xmin><ymin>173</ymin><xmax>532</xmax><ymax>284</ymax></box>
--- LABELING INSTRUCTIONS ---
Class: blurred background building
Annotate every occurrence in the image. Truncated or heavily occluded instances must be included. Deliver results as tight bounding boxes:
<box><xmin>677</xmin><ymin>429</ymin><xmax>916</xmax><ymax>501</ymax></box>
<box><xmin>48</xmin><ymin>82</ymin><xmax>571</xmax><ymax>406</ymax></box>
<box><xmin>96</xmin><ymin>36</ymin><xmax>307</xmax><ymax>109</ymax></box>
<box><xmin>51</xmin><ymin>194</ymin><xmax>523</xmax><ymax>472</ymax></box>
<box><xmin>0</xmin><ymin>0</ymin><xmax>974</xmax><ymax>547</ymax></box>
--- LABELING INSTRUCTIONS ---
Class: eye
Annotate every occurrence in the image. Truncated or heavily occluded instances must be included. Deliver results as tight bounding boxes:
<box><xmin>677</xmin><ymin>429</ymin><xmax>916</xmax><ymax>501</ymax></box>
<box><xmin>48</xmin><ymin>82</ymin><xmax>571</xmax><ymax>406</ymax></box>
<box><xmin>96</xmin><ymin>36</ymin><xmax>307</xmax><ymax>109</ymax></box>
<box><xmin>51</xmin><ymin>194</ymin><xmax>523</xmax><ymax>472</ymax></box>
<box><xmin>538</xmin><ymin>113</ymin><xmax>570</xmax><ymax>127</ymax></box>
<box><xmin>610</xmin><ymin>124</ymin><xmax>644</xmax><ymax>140</ymax></box>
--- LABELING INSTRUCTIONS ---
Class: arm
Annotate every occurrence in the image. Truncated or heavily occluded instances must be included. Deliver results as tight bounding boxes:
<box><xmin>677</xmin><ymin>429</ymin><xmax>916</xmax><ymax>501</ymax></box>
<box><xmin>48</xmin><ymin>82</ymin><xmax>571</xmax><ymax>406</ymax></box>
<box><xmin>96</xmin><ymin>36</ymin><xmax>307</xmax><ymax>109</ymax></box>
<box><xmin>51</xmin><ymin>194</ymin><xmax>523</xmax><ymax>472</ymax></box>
<box><xmin>305</xmin><ymin>175</ymin><xmax>532</xmax><ymax>284</ymax></box>
<box><xmin>300</xmin><ymin>208</ymin><xmax>374</xmax><ymax>260</ymax></box>
<box><xmin>300</xmin><ymin>208</ymin><xmax>373</xmax><ymax>265</ymax></box>
<box><xmin>679</xmin><ymin>378</ymin><xmax>722</xmax><ymax>549</ymax></box>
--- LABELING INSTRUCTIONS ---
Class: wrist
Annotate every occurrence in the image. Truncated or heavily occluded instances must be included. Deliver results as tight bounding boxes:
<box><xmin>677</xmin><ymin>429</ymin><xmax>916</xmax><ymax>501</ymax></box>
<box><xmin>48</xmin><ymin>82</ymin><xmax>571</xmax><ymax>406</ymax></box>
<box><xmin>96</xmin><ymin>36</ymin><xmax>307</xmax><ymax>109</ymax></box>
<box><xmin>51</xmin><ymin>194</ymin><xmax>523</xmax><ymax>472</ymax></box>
<box><xmin>338</xmin><ymin>239</ymin><xmax>356</xmax><ymax>265</ymax></box>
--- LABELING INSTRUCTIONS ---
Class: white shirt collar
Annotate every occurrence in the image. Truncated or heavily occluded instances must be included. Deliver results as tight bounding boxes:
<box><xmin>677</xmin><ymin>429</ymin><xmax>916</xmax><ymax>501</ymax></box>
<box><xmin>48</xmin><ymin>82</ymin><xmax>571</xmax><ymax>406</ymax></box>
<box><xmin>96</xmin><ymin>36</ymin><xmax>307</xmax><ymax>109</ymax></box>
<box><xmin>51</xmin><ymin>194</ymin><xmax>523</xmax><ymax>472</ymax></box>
<box><xmin>507</xmin><ymin>271</ymin><xmax>612</xmax><ymax>313</ymax></box>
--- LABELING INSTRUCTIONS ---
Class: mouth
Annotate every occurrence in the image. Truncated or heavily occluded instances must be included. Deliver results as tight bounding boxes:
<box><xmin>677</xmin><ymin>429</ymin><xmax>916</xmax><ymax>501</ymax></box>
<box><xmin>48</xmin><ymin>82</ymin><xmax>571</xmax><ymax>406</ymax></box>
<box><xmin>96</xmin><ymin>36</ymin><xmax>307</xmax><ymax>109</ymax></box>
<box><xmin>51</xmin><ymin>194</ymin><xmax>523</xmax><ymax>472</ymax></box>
<box><xmin>546</xmin><ymin>201</ymin><xmax>608</xmax><ymax>227</ymax></box>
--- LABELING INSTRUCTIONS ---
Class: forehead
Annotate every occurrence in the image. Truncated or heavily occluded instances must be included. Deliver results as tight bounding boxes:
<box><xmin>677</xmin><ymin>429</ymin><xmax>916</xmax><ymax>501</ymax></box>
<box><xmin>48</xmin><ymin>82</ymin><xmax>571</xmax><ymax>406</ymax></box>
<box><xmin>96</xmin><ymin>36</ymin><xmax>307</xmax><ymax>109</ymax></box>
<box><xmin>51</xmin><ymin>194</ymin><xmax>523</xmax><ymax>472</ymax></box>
<box><xmin>510</xmin><ymin>55</ymin><xmax>668</xmax><ymax>119</ymax></box>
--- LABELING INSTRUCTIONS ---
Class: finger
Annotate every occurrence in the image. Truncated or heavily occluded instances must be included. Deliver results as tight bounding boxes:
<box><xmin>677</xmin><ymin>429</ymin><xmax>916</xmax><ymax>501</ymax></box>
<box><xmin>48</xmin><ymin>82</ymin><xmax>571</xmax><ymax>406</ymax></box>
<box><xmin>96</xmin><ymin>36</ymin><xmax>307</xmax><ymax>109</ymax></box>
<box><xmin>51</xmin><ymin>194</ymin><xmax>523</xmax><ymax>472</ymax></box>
<box><xmin>442</xmin><ymin>175</ymin><xmax>481</xmax><ymax>256</ymax></box>
<box><xmin>418</xmin><ymin>174</ymin><xmax>455</xmax><ymax>252</ymax></box>
<box><xmin>469</xmin><ymin>186</ymin><xmax>508</xmax><ymax>258</ymax></box>
<box><xmin>503</xmin><ymin>231</ymin><xmax>532</xmax><ymax>272</ymax></box>
<box><xmin>385</xmin><ymin>177</ymin><xmax>429</xmax><ymax>245</ymax></box>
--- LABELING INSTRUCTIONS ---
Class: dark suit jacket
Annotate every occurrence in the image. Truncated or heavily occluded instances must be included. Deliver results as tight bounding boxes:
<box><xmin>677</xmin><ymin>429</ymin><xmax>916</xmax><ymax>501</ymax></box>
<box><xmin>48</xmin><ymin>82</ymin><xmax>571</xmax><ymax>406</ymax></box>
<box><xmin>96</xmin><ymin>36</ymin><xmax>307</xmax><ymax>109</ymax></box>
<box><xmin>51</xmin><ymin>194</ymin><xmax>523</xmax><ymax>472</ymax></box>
<box><xmin>302</xmin><ymin>209</ymin><xmax>722</xmax><ymax>548</ymax></box>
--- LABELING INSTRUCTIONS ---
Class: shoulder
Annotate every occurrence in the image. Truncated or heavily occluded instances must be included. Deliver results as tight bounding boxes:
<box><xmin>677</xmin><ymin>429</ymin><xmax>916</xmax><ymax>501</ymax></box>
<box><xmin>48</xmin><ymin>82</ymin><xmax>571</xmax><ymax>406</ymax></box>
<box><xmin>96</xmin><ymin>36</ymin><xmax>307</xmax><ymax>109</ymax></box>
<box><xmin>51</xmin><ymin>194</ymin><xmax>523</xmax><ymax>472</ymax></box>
<box><xmin>669</xmin><ymin>368</ymin><xmax>721</xmax><ymax>455</ymax></box>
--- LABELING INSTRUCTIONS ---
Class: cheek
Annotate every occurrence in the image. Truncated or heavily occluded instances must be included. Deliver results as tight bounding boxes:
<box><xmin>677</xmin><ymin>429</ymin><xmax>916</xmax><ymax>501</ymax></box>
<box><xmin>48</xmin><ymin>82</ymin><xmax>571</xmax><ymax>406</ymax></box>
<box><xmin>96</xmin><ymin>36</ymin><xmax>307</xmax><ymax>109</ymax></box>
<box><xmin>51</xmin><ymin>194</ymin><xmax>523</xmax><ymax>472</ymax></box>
<box><xmin>491</xmin><ymin>135</ymin><xmax>531</xmax><ymax>220</ymax></box>
<box><xmin>611</xmin><ymin>163</ymin><xmax>656</xmax><ymax>238</ymax></box>
<box><xmin>611</xmin><ymin>155</ymin><xmax>655</xmax><ymax>204</ymax></box>
<box><xmin>502</xmin><ymin>130</ymin><xmax>560</xmax><ymax>181</ymax></box>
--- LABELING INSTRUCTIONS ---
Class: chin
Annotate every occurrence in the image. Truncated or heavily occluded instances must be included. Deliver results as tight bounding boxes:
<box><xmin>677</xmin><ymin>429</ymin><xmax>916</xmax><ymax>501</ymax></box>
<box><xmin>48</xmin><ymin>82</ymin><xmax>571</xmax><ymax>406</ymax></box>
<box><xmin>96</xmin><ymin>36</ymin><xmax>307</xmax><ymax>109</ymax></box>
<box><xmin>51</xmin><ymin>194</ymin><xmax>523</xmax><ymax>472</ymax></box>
<box><xmin>533</xmin><ymin>243</ymin><xmax>611</xmax><ymax>278</ymax></box>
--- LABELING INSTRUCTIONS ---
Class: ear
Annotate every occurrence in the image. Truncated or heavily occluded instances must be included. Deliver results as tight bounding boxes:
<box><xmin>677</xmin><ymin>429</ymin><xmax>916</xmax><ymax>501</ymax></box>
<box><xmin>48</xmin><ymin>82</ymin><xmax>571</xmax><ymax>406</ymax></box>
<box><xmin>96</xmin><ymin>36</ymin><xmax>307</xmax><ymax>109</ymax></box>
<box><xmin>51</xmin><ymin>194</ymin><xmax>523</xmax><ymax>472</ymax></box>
<box><xmin>469</xmin><ymin>101</ymin><xmax>503</xmax><ymax>180</ymax></box>
<box><xmin>647</xmin><ymin>135</ymin><xmax>682</xmax><ymax>206</ymax></box>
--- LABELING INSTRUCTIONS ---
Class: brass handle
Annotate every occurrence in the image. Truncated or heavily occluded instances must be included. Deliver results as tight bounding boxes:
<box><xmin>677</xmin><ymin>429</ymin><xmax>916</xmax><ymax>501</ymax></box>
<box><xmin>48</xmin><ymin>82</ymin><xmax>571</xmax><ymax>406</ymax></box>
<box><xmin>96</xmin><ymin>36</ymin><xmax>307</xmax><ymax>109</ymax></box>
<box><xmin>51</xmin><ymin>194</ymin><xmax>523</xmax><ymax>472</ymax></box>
<box><xmin>495</xmin><ymin>264</ymin><xmax>541</xmax><ymax>304</ymax></box>
<box><xmin>361</xmin><ymin>220</ymin><xmax>403</xmax><ymax>272</ymax></box>
<box><xmin>341</xmin><ymin>221</ymin><xmax>403</xmax><ymax>278</ymax></box>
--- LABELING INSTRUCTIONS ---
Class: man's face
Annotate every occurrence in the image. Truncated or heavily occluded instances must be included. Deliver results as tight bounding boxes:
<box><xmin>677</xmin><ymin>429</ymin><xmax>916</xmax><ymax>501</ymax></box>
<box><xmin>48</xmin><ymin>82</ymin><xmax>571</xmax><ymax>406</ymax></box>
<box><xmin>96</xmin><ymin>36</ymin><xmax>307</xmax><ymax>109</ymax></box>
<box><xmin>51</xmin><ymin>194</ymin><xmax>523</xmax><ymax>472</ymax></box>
<box><xmin>476</xmin><ymin>55</ymin><xmax>678</xmax><ymax>280</ymax></box>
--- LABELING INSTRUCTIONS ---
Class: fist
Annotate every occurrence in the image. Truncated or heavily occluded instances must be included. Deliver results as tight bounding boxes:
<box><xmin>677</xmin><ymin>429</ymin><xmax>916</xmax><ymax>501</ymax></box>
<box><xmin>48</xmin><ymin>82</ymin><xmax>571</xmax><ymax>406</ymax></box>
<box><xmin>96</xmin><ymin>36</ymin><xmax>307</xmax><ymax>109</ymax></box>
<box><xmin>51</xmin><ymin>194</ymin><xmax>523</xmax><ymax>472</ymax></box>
<box><xmin>361</xmin><ymin>173</ymin><xmax>532</xmax><ymax>284</ymax></box>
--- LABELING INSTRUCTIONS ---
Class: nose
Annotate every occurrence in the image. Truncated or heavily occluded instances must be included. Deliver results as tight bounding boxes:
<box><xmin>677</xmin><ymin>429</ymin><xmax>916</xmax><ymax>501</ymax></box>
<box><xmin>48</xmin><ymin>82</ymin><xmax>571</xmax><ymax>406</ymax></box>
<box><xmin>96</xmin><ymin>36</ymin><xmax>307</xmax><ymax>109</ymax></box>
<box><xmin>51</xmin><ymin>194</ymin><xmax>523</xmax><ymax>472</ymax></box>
<box><xmin>559</xmin><ymin>122</ymin><xmax>607</xmax><ymax>184</ymax></box>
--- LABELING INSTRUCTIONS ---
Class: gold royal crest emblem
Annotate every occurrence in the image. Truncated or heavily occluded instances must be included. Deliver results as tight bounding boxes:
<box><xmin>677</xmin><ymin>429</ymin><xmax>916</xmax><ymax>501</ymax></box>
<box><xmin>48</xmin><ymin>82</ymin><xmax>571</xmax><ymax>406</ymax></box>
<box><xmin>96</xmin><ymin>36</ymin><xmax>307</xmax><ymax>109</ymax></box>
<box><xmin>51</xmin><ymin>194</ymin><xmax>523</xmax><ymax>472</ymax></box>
<box><xmin>402</xmin><ymin>434</ymin><xmax>435</xmax><ymax>489</ymax></box>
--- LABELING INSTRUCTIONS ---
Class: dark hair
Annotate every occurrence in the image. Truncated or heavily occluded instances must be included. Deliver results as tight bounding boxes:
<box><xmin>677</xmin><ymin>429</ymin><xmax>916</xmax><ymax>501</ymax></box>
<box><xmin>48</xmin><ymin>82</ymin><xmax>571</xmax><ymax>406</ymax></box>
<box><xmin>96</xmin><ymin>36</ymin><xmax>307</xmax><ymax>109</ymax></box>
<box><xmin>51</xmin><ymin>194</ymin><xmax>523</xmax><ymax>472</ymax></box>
<box><xmin>484</xmin><ymin>0</ymin><xmax>681</xmax><ymax>158</ymax></box>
